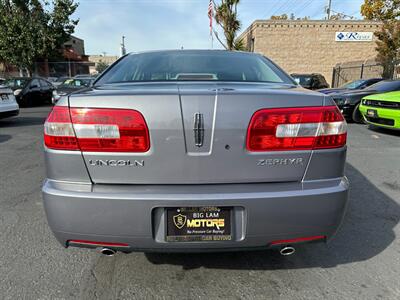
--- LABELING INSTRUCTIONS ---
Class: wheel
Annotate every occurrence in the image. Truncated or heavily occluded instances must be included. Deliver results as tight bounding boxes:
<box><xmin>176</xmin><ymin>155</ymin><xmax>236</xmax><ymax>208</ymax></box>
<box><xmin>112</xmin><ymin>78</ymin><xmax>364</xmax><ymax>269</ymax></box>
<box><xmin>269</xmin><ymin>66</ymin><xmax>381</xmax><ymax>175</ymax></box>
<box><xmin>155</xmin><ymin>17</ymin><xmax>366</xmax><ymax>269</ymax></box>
<box><xmin>352</xmin><ymin>103</ymin><xmax>364</xmax><ymax>123</ymax></box>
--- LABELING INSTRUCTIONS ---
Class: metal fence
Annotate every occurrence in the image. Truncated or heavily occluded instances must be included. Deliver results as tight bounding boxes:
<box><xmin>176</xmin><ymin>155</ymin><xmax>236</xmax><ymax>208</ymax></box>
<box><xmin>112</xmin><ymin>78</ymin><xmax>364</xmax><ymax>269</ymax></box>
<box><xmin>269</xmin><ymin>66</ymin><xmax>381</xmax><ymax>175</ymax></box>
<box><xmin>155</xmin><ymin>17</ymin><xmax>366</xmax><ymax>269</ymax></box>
<box><xmin>34</xmin><ymin>61</ymin><xmax>95</xmax><ymax>78</ymax></box>
<box><xmin>332</xmin><ymin>63</ymin><xmax>383</xmax><ymax>87</ymax></box>
<box><xmin>1</xmin><ymin>61</ymin><xmax>95</xmax><ymax>79</ymax></box>
<box><xmin>332</xmin><ymin>62</ymin><xmax>399</xmax><ymax>87</ymax></box>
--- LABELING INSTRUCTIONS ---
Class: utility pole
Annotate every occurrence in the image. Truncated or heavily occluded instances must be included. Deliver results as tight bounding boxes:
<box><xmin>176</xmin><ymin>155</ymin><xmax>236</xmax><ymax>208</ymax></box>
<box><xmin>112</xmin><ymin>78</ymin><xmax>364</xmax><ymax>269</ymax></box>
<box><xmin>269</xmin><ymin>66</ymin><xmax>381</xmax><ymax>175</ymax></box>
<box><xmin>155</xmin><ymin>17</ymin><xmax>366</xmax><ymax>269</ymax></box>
<box><xmin>120</xmin><ymin>36</ymin><xmax>126</xmax><ymax>57</ymax></box>
<box><xmin>326</xmin><ymin>0</ymin><xmax>332</xmax><ymax>20</ymax></box>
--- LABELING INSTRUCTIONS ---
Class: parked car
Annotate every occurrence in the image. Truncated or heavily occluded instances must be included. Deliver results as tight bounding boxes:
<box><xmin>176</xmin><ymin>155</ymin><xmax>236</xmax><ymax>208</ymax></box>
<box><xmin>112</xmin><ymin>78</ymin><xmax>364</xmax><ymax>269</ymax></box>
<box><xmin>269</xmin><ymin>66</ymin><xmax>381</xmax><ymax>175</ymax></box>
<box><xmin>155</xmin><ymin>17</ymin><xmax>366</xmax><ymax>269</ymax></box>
<box><xmin>291</xmin><ymin>73</ymin><xmax>329</xmax><ymax>90</ymax></box>
<box><xmin>42</xmin><ymin>50</ymin><xmax>348</xmax><ymax>255</ymax></box>
<box><xmin>3</xmin><ymin>77</ymin><xmax>54</xmax><ymax>106</ymax></box>
<box><xmin>0</xmin><ymin>77</ymin><xmax>6</xmax><ymax>85</ymax></box>
<box><xmin>359</xmin><ymin>91</ymin><xmax>400</xmax><ymax>130</ymax></box>
<box><xmin>332</xmin><ymin>80</ymin><xmax>400</xmax><ymax>123</ymax></box>
<box><xmin>52</xmin><ymin>77</ymin><xmax>94</xmax><ymax>104</ymax></box>
<box><xmin>52</xmin><ymin>76</ymin><xmax>71</xmax><ymax>87</ymax></box>
<box><xmin>46</xmin><ymin>77</ymin><xmax>57</xmax><ymax>82</ymax></box>
<box><xmin>74</xmin><ymin>74</ymin><xmax>92</xmax><ymax>79</ymax></box>
<box><xmin>318</xmin><ymin>78</ymin><xmax>383</xmax><ymax>95</ymax></box>
<box><xmin>0</xmin><ymin>85</ymin><xmax>19</xmax><ymax>119</ymax></box>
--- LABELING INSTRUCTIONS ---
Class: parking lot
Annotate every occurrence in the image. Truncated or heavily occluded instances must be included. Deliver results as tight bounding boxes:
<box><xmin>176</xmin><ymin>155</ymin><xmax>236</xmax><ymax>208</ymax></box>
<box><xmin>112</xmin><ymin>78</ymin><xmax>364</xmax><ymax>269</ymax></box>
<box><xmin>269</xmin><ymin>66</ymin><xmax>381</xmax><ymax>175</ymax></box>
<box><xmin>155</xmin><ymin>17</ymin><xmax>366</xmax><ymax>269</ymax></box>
<box><xmin>0</xmin><ymin>105</ymin><xmax>399</xmax><ymax>299</ymax></box>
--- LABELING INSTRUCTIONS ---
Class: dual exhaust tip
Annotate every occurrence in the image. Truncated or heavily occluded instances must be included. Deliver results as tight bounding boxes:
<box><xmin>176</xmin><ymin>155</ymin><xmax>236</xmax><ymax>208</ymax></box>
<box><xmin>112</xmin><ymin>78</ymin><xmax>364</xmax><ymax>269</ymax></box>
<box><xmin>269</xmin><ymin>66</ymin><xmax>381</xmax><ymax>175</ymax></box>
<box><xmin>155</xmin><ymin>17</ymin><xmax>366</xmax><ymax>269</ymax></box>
<box><xmin>98</xmin><ymin>247</ymin><xmax>295</xmax><ymax>257</ymax></box>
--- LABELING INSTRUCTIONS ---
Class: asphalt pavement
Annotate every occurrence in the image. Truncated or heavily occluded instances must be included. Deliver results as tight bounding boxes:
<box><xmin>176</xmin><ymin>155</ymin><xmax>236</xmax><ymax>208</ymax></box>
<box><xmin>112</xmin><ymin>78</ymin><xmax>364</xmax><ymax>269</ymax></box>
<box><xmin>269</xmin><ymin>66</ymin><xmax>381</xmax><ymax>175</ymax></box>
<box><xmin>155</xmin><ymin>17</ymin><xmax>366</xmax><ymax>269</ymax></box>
<box><xmin>0</xmin><ymin>106</ymin><xmax>399</xmax><ymax>299</ymax></box>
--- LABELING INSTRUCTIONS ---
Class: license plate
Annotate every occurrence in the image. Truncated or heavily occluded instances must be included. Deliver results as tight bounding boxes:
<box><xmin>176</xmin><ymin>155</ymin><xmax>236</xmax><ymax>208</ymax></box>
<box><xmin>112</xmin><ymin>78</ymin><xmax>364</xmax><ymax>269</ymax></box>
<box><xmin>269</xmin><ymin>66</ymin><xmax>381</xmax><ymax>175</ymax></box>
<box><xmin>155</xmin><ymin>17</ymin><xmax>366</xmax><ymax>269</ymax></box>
<box><xmin>367</xmin><ymin>109</ymin><xmax>378</xmax><ymax>118</ymax></box>
<box><xmin>1</xmin><ymin>94</ymin><xmax>9</xmax><ymax>101</ymax></box>
<box><xmin>166</xmin><ymin>207</ymin><xmax>232</xmax><ymax>242</ymax></box>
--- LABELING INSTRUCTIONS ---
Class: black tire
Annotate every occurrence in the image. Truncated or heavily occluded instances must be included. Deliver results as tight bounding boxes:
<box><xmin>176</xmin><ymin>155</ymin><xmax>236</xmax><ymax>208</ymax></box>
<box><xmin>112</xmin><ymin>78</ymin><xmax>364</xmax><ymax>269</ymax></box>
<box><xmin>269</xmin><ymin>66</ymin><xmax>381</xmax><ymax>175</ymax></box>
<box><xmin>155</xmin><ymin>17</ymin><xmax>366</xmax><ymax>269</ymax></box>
<box><xmin>352</xmin><ymin>103</ymin><xmax>364</xmax><ymax>123</ymax></box>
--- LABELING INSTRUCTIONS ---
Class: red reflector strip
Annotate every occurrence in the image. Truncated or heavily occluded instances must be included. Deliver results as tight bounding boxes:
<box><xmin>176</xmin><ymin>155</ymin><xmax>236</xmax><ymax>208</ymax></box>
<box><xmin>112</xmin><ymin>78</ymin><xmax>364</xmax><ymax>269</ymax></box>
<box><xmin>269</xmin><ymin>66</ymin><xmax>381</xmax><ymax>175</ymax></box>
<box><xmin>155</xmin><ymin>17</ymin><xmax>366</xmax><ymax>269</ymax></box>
<box><xmin>68</xmin><ymin>240</ymin><xmax>129</xmax><ymax>247</ymax></box>
<box><xmin>270</xmin><ymin>235</ymin><xmax>326</xmax><ymax>246</ymax></box>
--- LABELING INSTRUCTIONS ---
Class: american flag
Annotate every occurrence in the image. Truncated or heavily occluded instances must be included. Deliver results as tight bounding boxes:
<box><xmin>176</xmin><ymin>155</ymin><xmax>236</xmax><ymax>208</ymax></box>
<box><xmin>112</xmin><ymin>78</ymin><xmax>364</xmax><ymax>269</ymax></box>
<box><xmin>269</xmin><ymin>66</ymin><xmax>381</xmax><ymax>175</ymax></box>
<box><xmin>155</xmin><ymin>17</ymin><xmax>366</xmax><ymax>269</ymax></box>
<box><xmin>208</xmin><ymin>0</ymin><xmax>213</xmax><ymax>35</ymax></box>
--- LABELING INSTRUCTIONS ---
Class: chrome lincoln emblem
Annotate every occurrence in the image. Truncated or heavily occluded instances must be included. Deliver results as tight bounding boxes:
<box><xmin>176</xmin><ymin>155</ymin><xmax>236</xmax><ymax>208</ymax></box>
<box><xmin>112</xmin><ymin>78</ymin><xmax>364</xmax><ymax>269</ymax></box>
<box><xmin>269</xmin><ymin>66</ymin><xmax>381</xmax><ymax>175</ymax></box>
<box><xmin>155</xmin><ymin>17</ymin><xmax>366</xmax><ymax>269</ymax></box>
<box><xmin>193</xmin><ymin>113</ymin><xmax>204</xmax><ymax>147</ymax></box>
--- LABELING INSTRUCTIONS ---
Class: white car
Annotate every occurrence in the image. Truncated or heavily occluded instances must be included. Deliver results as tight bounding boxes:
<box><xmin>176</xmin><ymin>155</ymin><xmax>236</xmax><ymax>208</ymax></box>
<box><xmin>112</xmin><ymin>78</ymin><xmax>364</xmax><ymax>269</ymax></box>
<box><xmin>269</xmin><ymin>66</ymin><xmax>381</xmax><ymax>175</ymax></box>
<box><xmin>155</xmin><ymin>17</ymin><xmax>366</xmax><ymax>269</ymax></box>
<box><xmin>0</xmin><ymin>85</ymin><xmax>19</xmax><ymax>119</ymax></box>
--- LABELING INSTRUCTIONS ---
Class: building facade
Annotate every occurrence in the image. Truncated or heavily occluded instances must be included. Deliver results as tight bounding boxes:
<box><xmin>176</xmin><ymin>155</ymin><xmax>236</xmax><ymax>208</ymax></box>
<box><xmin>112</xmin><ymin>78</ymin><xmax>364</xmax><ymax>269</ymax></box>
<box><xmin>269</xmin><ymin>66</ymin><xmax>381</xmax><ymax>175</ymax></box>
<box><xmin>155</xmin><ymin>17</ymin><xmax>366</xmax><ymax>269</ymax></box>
<box><xmin>239</xmin><ymin>20</ymin><xmax>382</xmax><ymax>85</ymax></box>
<box><xmin>88</xmin><ymin>55</ymin><xmax>119</xmax><ymax>75</ymax></box>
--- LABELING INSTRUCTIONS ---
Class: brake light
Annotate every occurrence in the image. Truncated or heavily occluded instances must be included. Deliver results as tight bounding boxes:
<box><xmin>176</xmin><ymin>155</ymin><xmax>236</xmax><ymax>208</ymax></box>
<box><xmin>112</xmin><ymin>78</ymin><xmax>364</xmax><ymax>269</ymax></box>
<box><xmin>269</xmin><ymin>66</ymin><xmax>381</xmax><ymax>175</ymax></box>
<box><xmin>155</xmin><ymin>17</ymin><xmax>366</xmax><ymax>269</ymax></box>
<box><xmin>44</xmin><ymin>106</ymin><xmax>79</xmax><ymax>150</ymax></box>
<box><xmin>68</xmin><ymin>240</ymin><xmax>129</xmax><ymax>248</ymax></box>
<box><xmin>44</xmin><ymin>106</ymin><xmax>150</xmax><ymax>152</ymax></box>
<box><xmin>270</xmin><ymin>235</ymin><xmax>326</xmax><ymax>246</ymax></box>
<box><xmin>246</xmin><ymin>106</ymin><xmax>346</xmax><ymax>151</ymax></box>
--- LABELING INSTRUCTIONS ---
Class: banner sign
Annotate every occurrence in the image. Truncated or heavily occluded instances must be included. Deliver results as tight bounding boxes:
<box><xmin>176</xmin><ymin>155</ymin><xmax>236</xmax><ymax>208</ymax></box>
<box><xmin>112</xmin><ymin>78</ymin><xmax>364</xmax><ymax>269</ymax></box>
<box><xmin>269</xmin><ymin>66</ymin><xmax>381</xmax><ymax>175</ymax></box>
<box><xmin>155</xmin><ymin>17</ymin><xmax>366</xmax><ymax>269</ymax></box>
<box><xmin>335</xmin><ymin>32</ymin><xmax>374</xmax><ymax>42</ymax></box>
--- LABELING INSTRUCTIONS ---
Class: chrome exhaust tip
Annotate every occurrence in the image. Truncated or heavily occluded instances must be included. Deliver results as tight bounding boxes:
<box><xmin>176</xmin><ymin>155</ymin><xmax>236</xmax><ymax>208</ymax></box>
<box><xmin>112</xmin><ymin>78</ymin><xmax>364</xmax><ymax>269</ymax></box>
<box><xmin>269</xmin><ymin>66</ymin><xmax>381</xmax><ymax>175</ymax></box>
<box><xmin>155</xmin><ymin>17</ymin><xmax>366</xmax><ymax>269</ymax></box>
<box><xmin>99</xmin><ymin>248</ymin><xmax>116</xmax><ymax>256</ymax></box>
<box><xmin>279</xmin><ymin>246</ymin><xmax>295</xmax><ymax>256</ymax></box>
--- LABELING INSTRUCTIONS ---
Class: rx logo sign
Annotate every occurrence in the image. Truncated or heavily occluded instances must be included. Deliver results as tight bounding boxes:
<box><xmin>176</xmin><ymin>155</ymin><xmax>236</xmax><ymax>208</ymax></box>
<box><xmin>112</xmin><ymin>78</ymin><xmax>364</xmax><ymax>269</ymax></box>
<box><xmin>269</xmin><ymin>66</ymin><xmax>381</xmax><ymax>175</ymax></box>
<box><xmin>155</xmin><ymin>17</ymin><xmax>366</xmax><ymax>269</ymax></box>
<box><xmin>337</xmin><ymin>32</ymin><xmax>345</xmax><ymax>40</ymax></box>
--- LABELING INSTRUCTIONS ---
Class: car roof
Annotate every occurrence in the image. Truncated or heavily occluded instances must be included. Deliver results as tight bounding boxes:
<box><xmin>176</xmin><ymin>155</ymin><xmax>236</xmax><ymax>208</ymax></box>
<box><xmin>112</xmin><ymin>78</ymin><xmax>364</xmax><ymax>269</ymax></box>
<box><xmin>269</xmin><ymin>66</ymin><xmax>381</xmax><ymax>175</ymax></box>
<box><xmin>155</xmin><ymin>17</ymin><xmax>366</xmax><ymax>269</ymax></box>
<box><xmin>291</xmin><ymin>73</ymin><xmax>323</xmax><ymax>76</ymax></box>
<box><xmin>126</xmin><ymin>49</ymin><xmax>263</xmax><ymax>58</ymax></box>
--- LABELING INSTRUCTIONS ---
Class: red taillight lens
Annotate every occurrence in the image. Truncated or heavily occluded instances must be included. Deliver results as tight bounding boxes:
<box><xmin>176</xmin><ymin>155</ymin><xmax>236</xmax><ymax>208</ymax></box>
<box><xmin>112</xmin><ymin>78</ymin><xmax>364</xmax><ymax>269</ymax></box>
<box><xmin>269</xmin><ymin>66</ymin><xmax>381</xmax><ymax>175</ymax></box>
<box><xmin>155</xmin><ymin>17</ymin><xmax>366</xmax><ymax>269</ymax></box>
<box><xmin>44</xmin><ymin>106</ymin><xmax>79</xmax><ymax>150</ymax></box>
<box><xmin>44</xmin><ymin>106</ymin><xmax>150</xmax><ymax>152</ymax></box>
<box><xmin>246</xmin><ymin>106</ymin><xmax>346</xmax><ymax>151</ymax></box>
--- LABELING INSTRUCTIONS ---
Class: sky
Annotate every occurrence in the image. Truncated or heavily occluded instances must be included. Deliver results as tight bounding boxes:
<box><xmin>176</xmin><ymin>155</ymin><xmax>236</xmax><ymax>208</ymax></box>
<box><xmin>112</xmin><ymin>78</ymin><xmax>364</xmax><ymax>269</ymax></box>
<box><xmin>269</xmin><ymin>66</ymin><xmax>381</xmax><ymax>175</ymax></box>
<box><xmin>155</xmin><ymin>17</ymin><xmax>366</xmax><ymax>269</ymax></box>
<box><xmin>73</xmin><ymin>0</ymin><xmax>366</xmax><ymax>56</ymax></box>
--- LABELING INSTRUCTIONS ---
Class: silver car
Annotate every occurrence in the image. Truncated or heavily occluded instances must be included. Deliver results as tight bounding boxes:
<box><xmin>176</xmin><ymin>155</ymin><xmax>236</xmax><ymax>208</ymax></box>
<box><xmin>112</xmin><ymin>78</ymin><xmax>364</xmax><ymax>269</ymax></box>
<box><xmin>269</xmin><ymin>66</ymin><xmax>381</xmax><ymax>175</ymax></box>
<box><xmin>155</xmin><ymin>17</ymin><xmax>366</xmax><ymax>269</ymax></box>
<box><xmin>42</xmin><ymin>50</ymin><xmax>348</xmax><ymax>256</ymax></box>
<box><xmin>0</xmin><ymin>85</ymin><xmax>19</xmax><ymax>119</ymax></box>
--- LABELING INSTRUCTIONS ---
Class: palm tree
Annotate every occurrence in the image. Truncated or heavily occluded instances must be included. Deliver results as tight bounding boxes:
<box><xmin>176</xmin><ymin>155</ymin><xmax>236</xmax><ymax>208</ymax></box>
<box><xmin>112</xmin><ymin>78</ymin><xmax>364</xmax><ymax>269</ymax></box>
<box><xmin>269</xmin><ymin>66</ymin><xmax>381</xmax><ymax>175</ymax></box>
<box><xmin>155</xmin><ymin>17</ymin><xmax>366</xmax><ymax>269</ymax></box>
<box><xmin>214</xmin><ymin>0</ymin><xmax>245</xmax><ymax>50</ymax></box>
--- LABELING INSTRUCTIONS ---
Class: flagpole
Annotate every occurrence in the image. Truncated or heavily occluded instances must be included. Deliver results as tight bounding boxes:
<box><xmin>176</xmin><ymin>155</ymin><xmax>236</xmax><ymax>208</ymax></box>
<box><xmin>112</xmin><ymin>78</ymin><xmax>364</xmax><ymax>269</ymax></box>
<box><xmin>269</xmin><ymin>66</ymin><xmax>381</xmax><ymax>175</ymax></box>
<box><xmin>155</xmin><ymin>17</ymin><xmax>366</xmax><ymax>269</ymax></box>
<box><xmin>209</xmin><ymin>0</ymin><xmax>214</xmax><ymax>49</ymax></box>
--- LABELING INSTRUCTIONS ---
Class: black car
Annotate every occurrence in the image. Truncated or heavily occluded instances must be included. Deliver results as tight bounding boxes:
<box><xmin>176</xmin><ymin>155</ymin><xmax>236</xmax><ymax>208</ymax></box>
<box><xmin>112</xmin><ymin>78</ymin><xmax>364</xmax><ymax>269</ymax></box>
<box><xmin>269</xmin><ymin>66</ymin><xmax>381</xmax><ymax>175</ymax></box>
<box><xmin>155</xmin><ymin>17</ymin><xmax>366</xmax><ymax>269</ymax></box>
<box><xmin>52</xmin><ymin>77</ymin><xmax>94</xmax><ymax>103</ymax></box>
<box><xmin>3</xmin><ymin>77</ymin><xmax>54</xmax><ymax>106</ymax></box>
<box><xmin>332</xmin><ymin>80</ymin><xmax>400</xmax><ymax>122</ymax></box>
<box><xmin>318</xmin><ymin>78</ymin><xmax>383</xmax><ymax>95</ymax></box>
<box><xmin>291</xmin><ymin>73</ymin><xmax>329</xmax><ymax>90</ymax></box>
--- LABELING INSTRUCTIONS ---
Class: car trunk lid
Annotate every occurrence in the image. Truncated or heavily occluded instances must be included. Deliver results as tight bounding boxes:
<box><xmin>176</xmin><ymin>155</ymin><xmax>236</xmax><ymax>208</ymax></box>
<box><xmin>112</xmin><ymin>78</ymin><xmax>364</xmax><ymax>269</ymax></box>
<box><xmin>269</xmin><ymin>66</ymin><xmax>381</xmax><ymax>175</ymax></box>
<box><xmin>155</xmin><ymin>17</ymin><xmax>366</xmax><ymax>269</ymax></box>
<box><xmin>68</xmin><ymin>82</ymin><xmax>324</xmax><ymax>184</ymax></box>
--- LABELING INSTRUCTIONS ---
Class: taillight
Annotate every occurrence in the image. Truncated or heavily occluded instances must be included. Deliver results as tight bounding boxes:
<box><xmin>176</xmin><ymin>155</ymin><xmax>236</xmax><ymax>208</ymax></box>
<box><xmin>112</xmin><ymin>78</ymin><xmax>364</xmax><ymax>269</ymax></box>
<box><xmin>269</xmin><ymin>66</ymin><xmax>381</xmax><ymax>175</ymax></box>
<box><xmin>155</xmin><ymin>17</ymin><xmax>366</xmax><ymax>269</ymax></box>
<box><xmin>44</xmin><ymin>106</ymin><xmax>79</xmax><ymax>150</ymax></box>
<box><xmin>246</xmin><ymin>106</ymin><xmax>346</xmax><ymax>151</ymax></box>
<box><xmin>44</xmin><ymin>106</ymin><xmax>150</xmax><ymax>152</ymax></box>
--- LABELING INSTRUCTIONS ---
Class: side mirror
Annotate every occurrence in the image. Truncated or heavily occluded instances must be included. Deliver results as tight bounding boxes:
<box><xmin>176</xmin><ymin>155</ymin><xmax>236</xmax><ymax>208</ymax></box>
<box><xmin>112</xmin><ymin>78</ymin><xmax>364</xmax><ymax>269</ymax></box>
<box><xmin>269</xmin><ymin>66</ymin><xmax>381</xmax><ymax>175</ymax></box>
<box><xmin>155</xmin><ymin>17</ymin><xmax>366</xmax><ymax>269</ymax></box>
<box><xmin>30</xmin><ymin>84</ymin><xmax>39</xmax><ymax>89</ymax></box>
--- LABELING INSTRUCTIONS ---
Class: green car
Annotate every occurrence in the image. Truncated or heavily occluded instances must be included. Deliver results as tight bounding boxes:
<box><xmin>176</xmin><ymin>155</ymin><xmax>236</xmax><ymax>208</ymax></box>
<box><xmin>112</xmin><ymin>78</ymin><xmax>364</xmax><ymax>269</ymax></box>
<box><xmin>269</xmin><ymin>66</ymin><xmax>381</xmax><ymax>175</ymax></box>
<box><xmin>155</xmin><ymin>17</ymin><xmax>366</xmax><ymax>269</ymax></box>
<box><xmin>359</xmin><ymin>91</ymin><xmax>400</xmax><ymax>130</ymax></box>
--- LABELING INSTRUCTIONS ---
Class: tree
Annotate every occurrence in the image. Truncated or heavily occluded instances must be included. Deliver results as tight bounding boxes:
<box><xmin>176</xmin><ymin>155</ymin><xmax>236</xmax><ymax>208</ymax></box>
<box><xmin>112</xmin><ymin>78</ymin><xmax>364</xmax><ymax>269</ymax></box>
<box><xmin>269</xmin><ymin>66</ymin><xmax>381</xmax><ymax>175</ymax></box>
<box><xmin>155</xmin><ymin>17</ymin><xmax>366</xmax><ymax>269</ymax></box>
<box><xmin>270</xmin><ymin>14</ymin><xmax>288</xmax><ymax>20</ymax></box>
<box><xmin>96</xmin><ymin>61</ymin><xmax>109</xmax><ymax>74</ymax></box>
<box><xmin>213</xmin><ymin>0</ymin><xmax>244</xmax><ymax>50</ymax></box>
<box><xmin>270</xmin><ymin>14</ymin><xmax>309</xmax><ymax>20</ymax></box>
<box><xmin>361</xmin><ymin>0</ymin><xmax>400</xmax><ymax>79</ymax></box>
<box><xmin>375</xmin><ymin>21</ymin><xmax>400</xmax><ymax>78</ymax></box>
<box><xmin>0</xmin><ymin>0</ymin><xmax>78</xmax><ymax>75</ymax></box>
<box><xmin>361</xmin><ymin>0</ymin><xmax>400</xmax><ymax>20</ymax></box>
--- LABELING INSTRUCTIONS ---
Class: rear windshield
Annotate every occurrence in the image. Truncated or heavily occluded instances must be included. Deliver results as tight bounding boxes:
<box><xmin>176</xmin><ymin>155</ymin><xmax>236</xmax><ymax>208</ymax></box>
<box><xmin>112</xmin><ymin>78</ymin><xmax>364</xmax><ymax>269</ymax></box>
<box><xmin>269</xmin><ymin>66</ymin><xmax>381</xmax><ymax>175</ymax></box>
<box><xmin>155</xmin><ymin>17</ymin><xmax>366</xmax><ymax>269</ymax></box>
<box><xmin>340</xmin><ymin>80</ymin><xmax>364</xmax><ymax>89</ymax></box>
<box><xmin>61</xmin><ymin>78</ymin><xmax>92</xmax><ymax>87</ymax></box>
<box><xmin>96</xmin><ymin>51</ymin><xmax>294</xmax><ymax>85</ymax></box>
<box><xmin>292</xmin><ymin>75</ymin><xmax>312</xmax><ymax>86</ymax></box>
<box><xmin>4</xmin><ymin>78</ymin><xmax>28</xmax><ymax>88</ymax></box>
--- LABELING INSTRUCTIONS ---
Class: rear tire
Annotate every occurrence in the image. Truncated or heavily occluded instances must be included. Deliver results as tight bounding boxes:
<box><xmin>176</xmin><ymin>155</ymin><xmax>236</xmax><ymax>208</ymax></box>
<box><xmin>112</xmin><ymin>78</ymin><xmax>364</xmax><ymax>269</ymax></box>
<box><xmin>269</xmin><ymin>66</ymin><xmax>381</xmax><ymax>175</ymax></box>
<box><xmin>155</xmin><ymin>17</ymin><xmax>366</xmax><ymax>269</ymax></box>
<box><xmin>352</xmin><ymin>103</ymin><xmax>364</xmax><ymax>123</ymax></box>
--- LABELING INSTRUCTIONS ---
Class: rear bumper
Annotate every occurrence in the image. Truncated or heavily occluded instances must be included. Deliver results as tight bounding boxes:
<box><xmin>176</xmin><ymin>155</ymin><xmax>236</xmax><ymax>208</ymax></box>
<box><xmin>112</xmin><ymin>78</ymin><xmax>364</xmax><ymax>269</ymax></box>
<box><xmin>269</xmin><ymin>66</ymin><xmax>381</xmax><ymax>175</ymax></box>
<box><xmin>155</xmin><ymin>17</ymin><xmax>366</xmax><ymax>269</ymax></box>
<box><xmin>42</xmin><ymin>177</ymin><xmax>349</xmax><ymax>252</ymax></box>
<box><xmin>0</xmin><ymin>102</ymin><xmax>19</xmax><ymax>119</ymax></box>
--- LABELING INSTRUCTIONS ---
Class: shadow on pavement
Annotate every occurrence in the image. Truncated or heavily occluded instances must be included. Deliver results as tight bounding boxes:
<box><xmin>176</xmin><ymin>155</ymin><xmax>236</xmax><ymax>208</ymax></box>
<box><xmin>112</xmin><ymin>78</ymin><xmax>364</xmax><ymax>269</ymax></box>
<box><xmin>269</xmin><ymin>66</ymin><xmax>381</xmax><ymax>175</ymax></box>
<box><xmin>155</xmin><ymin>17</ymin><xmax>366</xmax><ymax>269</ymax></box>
<box><xmin>145</xmin><ymin>163</ymin><xmax>399</xmax><ymax>270</ymax></box>
<box><xmin>367</xmin><ymin>124</ymin><xmax>400</xmax><ymax>137</ymax></box>
<box><xmin>0</xmin><ymin>134</ymin><xmax>11</xmax><ymax>143</ymax></box>
<box><xmin>0</xmin><ymin>116</ymin><xmax>46</xmax><ymax>128</ymax></box>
